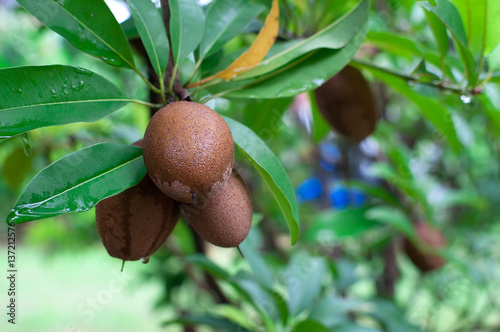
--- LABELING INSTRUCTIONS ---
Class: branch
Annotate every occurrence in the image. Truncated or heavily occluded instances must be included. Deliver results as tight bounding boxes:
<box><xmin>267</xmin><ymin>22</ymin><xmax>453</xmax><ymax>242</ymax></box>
<box><xmin>161</xmin><ymin>0</ymin><xmax>190</xmax><ymax>101</ymax></box>
<box><xmin>351</xmin><ymin>59</ymin><xmax>483</xmax><ymax>96</ymax></box>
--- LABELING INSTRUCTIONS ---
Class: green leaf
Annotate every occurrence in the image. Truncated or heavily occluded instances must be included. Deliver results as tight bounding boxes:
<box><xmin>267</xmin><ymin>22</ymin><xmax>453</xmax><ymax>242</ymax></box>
<box><xmin>199</xmin><ymin>0</ymin><xmax>265</xmax><ymax>59</ymax></box>
<box><xmin>163</xmin><ymin>314</ymin><xmax>250</xmax><ymax>331</ymax></box>
<box><xmin>183</xmin><ymin>254</ymin><xmax>230</xmax><ymax>279</ymax></box>
<box><xmin>169</xmin><ymin>0</ymin><xmax>205</xmax><ymax>64</ymax></box>
<box><xmin>419</xmin><ymin>0</ymin><xmax>477</xmax><ymax>86</ymax></box>
<box><xmin>344</xmin><ymin>180</ymin><xmax>401</xmax><ymax>206</ymax></box>
<box><xmin>210</xmin><ymin>305</ymin><xmax>257</xmax><ymax>331</ymax></box>
<box><xmin>365</xmin><ymin>206</ymin><xmax>416</xmax><ymax>241</ymax></box>
<box><xmin>218</xmin><ymin>22</ymin><xmax>368</xmax><ymax>99</ymax></box>
<box><xmin>236</xmin><ymin>0</ymin><xmax>369</xmax><ymax>80</ymax></box>
<box><xmin>309</xmin><ymin>90</ymin><xmax>330</xmax><ymax>143</ymax></box>
<box><xmin>0</xmin><ymin>65</ymin><xmax>130</xmax><ymax>137</ymax></box>
<box><xmin>424</xmin><ymin>11</ymin><xmax>450</xmax><ymax>60</ymax></box>
<box><xmin>241</xmin><ymin>97</ymin><xmax>293</xmax><ymax>141</ymax></box>
<box><xmin>126</xmin><ymin>0</ymin><xmax>169</xmax><ymax>77</ymax></box>
<box><xmin>223</xmin><ymin>117</ymin><xmax>299</xmax><ymax>244</ymax></box>
<box><xmin>309</xmin><ymin>296</ymin><xmax>364</xmax><ymax>327</ymax></box>
<box><xmin>239</xmin><ymin>241</ymin><xmax>274</xmax><ymax>289</ymax></box>
<box><xmin>7</xmin><ymin>143</ymin><xmax>146</xmax><ymax>224</ymax></box>
<box><xmin>294</xmin><ymin>319</ymin><xmax>329</xmax><ymax>332</ymax></box>
<box><xmin>305</xmin><ymin>208</ymin><xmax>380</xmax><ymax>243</ymax></box>
<box><xmin>485</xmin><ymin>0</ymin><xmax>500</xmax><ymax>54</ymax></box>
<box><xmin>17</xmin><ymin>0</ymin><xmax>135</xmax><ymax>68</ymax></box>
<box><xmin>353</xmin><ymin>62</ymin><xmax>461</xmax><ymax>153</ymax></box>
<box><xmin>449</xmin><ymin>0</ymin><xmax>500</xmax><ymax>55</ymax></box>
<box><xmin>286</xmin><ymin>252</ymin><xmax>327</xmax><ymax>316</ymax></box>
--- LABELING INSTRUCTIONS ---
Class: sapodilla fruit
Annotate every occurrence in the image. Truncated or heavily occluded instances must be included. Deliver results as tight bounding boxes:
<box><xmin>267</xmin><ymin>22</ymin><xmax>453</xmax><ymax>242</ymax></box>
<box><xmin>95</xmin><ymin>141</ymin><xmax>180</xmax><ymax>261</ymax></box>
<box><xmin>314</xmin><ymin>65</ymin><xmax>378</xmax><ymax>143</ymax></box>
<box><xmin>182</xmin><ymin>172</ymin><xmax>252</xmax><ymax>248</ymax></box>
<box><xmin>403</xmin><ymin>221</ymin><xmax>446</xmax><ymax>272</ymax></box>
<box><xmin>143</xmin><ymin>101</ymin><xmax>234</xmax><ymax>204</ymax></box>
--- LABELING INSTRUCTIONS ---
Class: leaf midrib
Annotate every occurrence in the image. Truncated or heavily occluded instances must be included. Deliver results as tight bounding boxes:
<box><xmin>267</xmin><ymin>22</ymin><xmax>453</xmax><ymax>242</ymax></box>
<box><xmin>0</xmin><ymin>98</ymin><xmax>132</xmax><ymax>112</ymax></box>
<box><xmin>15</xmin><ymin>154</ymin><xmax>143</xmax><ymax>212</ymax></box>
<box><xmin>54</xmin><ymin>1</ymin><xmax>134</xmax><ymax>68</ymax></box>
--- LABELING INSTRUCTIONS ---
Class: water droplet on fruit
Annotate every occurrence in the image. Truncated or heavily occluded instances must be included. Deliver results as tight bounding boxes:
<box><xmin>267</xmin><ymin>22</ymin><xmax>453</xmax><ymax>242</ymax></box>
<box><xmin>140</xmin><ymin>256</ymin><xmax>150</xmax><ymax>264</ymax></box>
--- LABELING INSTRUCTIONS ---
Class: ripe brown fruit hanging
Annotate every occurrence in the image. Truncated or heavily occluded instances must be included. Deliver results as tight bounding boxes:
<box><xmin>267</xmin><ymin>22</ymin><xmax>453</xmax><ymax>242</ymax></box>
<box><xmin>143</xmin><ymin>101</ymin><xmax>234</xmax><ymax>204</ymax></box>
<box><xmin>403</xmin><ymin>221</ymin><xmax>446</xmax><ymax>272</ymax></box>
<box><xmin>182</xmin><ymin>172</ymin><xmax>252</xmax><ymax>248</ymax></box>
<box><xmin>314</xmin><ymin>65</ymin><xmax>378</xmax><ymax>143</ymax></box>
<box><xmin>96</xmin><ymin>141</ymin><xmax>180</xmax><ymax>261</ymax></box>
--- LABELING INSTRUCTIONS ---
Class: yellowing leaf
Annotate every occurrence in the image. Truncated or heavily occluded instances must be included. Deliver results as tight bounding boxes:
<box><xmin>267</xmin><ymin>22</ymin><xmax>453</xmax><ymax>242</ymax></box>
<box><xmin>215</xmin><ymin>0</ymin><xmax>279</xmax><ymax>79</ymax></box>
<box><xmin>188</xmin><ymin>0</ymin><xmax>279</xmax><ymax>87</ymax></box>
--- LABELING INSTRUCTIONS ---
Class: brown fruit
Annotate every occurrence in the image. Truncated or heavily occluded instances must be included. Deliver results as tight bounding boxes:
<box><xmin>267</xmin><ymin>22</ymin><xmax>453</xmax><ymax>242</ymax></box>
<box><xmin>143</xmin><ymin>101</ymin><xmax>234</xmax><ymax>204</ymax></box>
<box><xmin>182</xmin><ymin>172</ymin><xmax>252</xmax><ymax>248</ymax></box>
<box><xmin>314</xmin><ymin>65</ymin><xmax>378</xmax><ymax>143</ymax></box>
<box><xmin>95</xmin><ymin>172</ymin><xmax>180</xmax><ymax>261</ymax></box>
<box><xmin>404</xmin><ymin>222</ymin><xmax>446</xmax><ymax>272</ymax></box>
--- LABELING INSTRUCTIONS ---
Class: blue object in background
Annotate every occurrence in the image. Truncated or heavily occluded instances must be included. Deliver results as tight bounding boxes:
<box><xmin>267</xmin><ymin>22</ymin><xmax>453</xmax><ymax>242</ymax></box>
<box><xmin>329</xmin><ymin>185</ymin><xmax>349</xmax><ymax>210</ymax></box>
<box><xmin>319</xmin><ymin>142</ymin><xmax>341</xmax><ymax>172</ymax></box>
<box><xmin>350</xmin><ymin>188</ymin><xmax>367</xmax><ymax>207</ymax></box>
<box><xmin>296</xmin><ymin>177</ymin><xmax>323</xmax><ymax>202</ymax></box>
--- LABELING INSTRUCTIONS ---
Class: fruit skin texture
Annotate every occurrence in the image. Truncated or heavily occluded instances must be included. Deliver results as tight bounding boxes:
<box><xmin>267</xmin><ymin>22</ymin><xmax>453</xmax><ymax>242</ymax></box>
<box><xmin>95</xmin><ymin>172</ymin><xmax>180</xmax><ymax>261</ymax></box>
<box><xmin>143</xmin><ymin>101</ymin><xmax>234</xmax><ymax>204</ymax></box>
<box><xmin>314</xmin><ymin>65</ymin><xmax>378</xmax><ymax>143</ymax></box>
<box><xmin>404</xmin><ymin>222</ymin><xmax>446</xmax><ymax>273</ymax></box>
<box><xmin>182</xmin><ymin>172</ymin><xmax>252</xmax><ymax>248</ymax></box>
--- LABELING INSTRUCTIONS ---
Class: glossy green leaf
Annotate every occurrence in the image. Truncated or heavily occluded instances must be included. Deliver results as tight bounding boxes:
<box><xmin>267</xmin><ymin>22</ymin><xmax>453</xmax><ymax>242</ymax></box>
<box><xmin>353</xmin><ymin>62</ymin><xmax>461</xmax><ymax>153</ymax></box>
<box><xmin>419</xmin><ymin>0</ymin><xmax>477</xmax><ymax>86</ymax></box>
<box><xmin>236</xmin><ymin>0</ymin><xmax>369</xmax><ymax>80</ymax></box>
<box><xmin>199</xmin><ymin>0</ymin><xmax>265</xmax><ymax>59</ymax></box>
<box><xmin>126</xmin><ymin>0</ymin><xmax>169</xmax><ymax>77</ymax></box>
<box><xmin>217</xmin><ymin>22</ymin><xmax>368</xmax><ymax>99</ymax></box>
<box><xmin>169</xmin><ymin>0</ymin><xmax>205</xmax><ymax>64</ymax></box>
<box><xmin>17</xmin><ymin>0</ymin><xmax>135</xmax><ymax>68</ymax></box>
<box><xmin>286</xmin><ymin>252</ymin><xmax>327</xmax><ymax>316</ymax></box>
<box><xmin>223</xmin><ymin>117</ymin><xmax>299</xmax><ymax>243</ymax></box>
<box><xmin>0</xmin><ymin>65</ymin><xmax>130</xmax><ymax>137</ymax></box>
<box><xmin>305</xmin><ymin>208</ymin><xmax>380</xmax><ymax>243</ymax></box>
<box><xmin>7</xmin><ymin>143</ymin><xmax>146</xmax><ymax>224</ymax></box>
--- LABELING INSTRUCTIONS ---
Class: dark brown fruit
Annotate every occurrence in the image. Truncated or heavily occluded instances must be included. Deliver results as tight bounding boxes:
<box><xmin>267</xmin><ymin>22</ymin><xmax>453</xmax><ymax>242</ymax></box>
<box><xmin>95</xmin><ymin>173</ymin><xmax>180</xmax><ymax>261</ymax></box>
<box><xmin>404</xmin><ymin>222</ymin><xmax>446</xmax><ymax>272</ymax></box>
<box><xmin>314</xmin><ymin>65</ymin><xmax>378</xmax><ymax>143</ymax></box>
<box><xmin>143</xmin><ymin>101</ymin><xmax>234</xmax><ymax>204</ymax></box>
<box><xmin>182</xmin><ymin>172</ymin><xmax>252</xmax><ymax>248</ymax></box>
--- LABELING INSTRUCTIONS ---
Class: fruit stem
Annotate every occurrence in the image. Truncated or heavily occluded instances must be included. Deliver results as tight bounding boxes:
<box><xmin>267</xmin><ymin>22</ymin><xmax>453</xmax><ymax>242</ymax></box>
<box><xmin>121</xmin><ymin>260</ymin><xmax>125</xmax><ymax>272</ymax></box>
<box><xmin>236</xmin><ymin>246</ymin><xmax>245</xmax><ymax>258</ymax></box>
